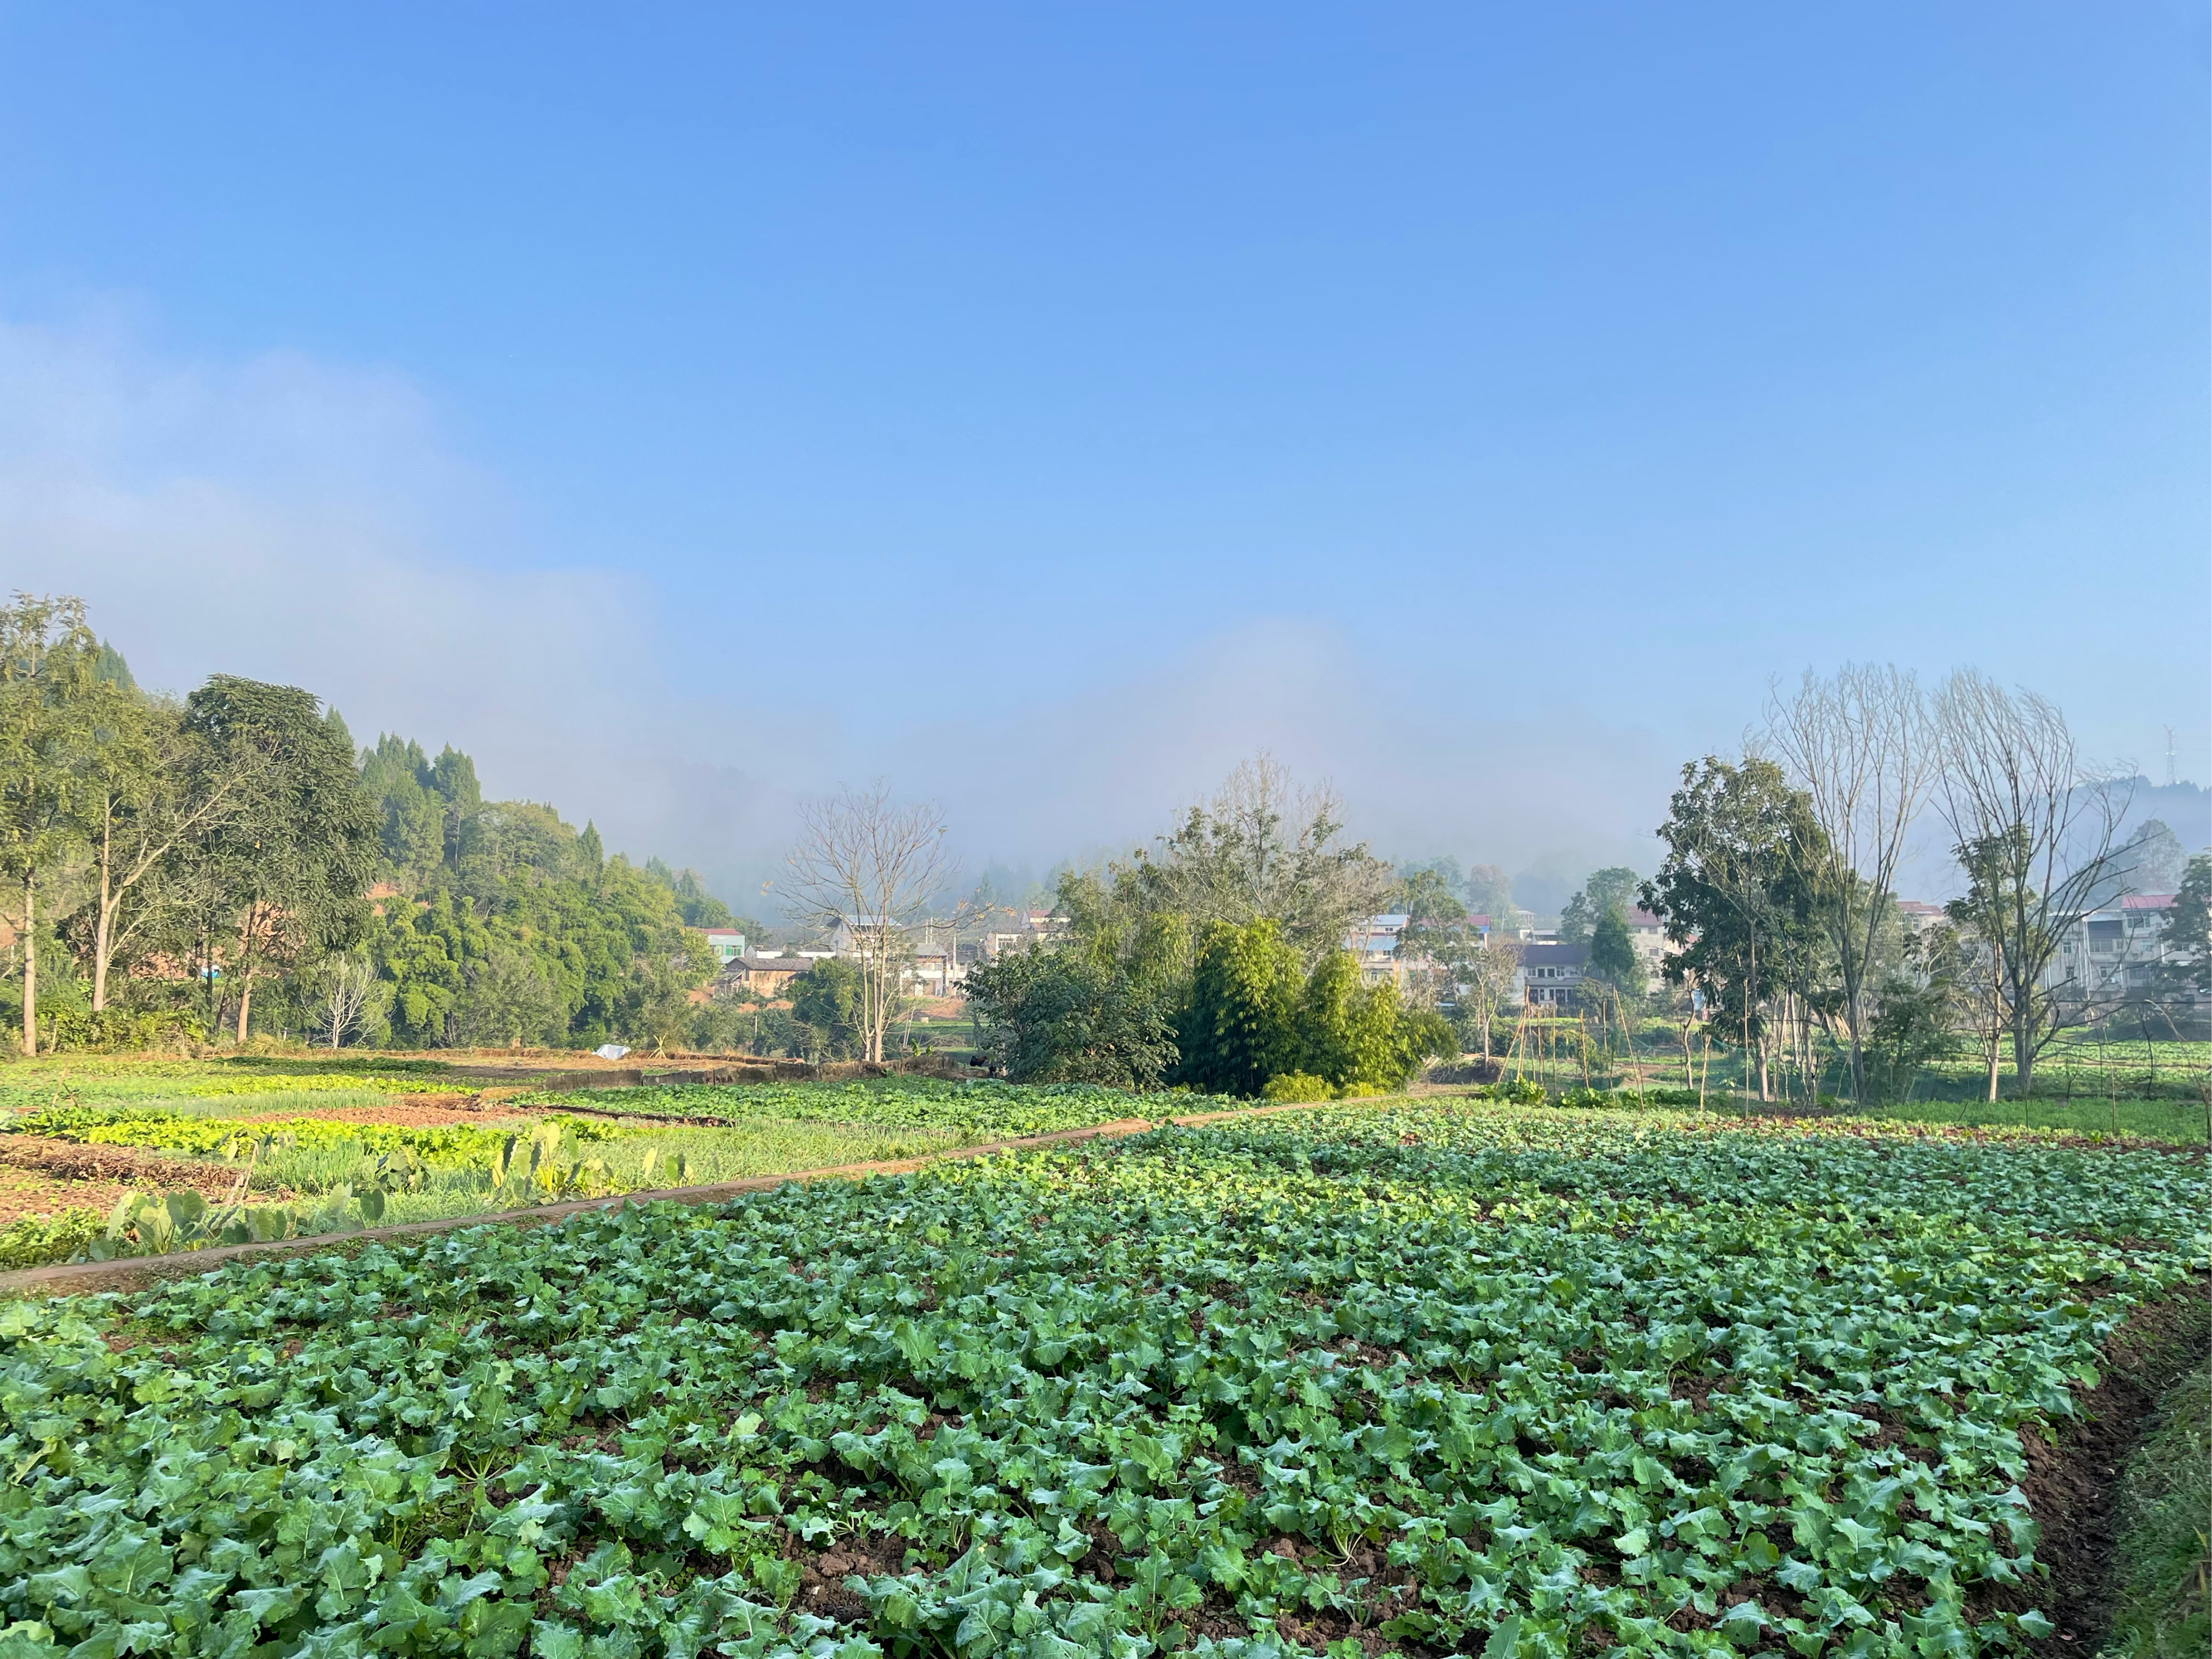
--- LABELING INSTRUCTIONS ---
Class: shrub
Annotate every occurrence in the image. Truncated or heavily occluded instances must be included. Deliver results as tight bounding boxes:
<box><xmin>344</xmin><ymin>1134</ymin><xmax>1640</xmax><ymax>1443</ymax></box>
<box><xmin>1261</xmin><ymin>1072</ymin><xmax>1334</xmax><ymax>1103</ymax></box>
<box><xmin>0</xmin><ymin>1209</ymin><xmax>103</xmax><ymax>1272</ymax></box>
<box><xmin>964</xmin><ymin>947</ymin><xmax>1176</xmax><ymax>1089</ymax></box>
<box><xmin>1179</xmin><ymin>921</ymin><xmax>1303</xmax><ymax>1097</ymax></box>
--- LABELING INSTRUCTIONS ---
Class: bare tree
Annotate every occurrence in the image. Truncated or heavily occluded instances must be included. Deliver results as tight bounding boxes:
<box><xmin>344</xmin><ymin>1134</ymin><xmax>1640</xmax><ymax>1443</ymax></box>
<box><xmin>1763</xmin><ymin>664</ymin><xmax>1934</xmax><ymax>1102</ymax></box>
<box><xmin>780</xmin><ymin>782</ymin><xmax>959</xmax><ymax>1063</ymax></box>
<box><xmin>1138</xmin><ymin>753</ymin><xmax>1396</xmax><ymax>961</ymax></box>
<box><xmin>1932</xmin><ymin>669</ymin><xmax>2132</xmax><ymax>1096</ymax></box>
<box><xmin>1456</xmin><ymin>932</ymin><xmax>1523</xmax><ymax>1059</ymax></box>
<box><xmin>314</xmin><ymin>952</ymin><xmax>382</xmax><ymax>1050</ymax></box>
<box><xmin>1937</xmin><ymin>919</ymin><xmax>2010</xmax><ymax>1102</ymax></box>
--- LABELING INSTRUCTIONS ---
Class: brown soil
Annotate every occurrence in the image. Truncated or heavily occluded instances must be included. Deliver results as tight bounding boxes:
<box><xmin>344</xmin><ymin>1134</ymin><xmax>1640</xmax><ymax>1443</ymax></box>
<box><xmin>0</xmin><ymin>1164</ymin><xmax>130</xmax><ymax>1227</ymax></box>
<box><xmin>1974</xmin><ymin>1276</ymin><xmax>2212</xmax><ymax>1648</ymax></box>
<box><xmin>0</xmin><ymin>1136</ymin><xmax>290</xmax><ymax>1222</ymax></box>
<box><xmin>796</xmin><ymin>1531</ymin><xmax>910</xmax><ymax>1623</ymax></box>
<box><xmin>234</xmin><ymin>1095</ymin><xmax>540</xmax><ymax>1129</ymax></box>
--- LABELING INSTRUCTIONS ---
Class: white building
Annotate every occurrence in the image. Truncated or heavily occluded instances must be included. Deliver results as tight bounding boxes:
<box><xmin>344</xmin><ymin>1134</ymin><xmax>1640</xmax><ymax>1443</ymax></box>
<box><xmin>1349</xmin><ymin>914</ymin><xmax>1409</xmax><ymax>985</ymax></box>
<box><xmin>2052</xmin><ymin>893</ymin><xmax>2181</xmax><ymax>1013</ymax></box>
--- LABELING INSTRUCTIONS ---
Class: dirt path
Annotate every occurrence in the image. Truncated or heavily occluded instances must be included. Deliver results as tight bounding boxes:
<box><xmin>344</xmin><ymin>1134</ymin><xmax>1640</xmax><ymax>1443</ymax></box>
<box><xmin>0</xmin><ymin>1104</ymin><xmax>1319</xmax><ymax>1296</ymax></box>
<box><xmin>1984</xmin><ymin>1277</ymin><xmax>2212</xmax><ymax>1647</ymax></box>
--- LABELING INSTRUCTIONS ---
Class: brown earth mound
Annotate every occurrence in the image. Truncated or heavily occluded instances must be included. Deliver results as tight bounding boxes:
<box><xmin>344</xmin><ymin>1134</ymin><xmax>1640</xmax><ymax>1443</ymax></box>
<box><xmin>0</xmin><ymin>1136</ymin><xmax>289</xmax><ymax>1216</ymax></box>
<box><xmin>1969</xmin><ymin>1276</ymin><xmax>2212</xmax><ymax>1647</ymax></box>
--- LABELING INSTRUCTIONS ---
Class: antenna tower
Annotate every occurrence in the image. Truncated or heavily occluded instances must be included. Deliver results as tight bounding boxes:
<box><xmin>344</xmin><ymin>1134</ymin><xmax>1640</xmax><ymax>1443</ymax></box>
<box><xmin>2164</xmin><ymin>725</ymin><xmax>2177</xmax><ymax>788</ymax></box>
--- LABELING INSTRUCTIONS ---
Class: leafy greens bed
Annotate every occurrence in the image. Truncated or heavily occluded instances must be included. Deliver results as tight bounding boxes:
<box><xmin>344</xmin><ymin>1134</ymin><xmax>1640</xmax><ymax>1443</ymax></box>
<box><xmin>519</xmin><ymin>1079</ymin><xmax>1224</xmax><ymax>1141</ymax></box>
<box><xmin>0</xmin><ymin>1106</ymin><xmax>587</xmax><ymax>1167</ymax></box>
<box><xmin>0</xmin><ymin>1104</ymin><xmax>2203</xmax><ymax>1659</ymax></box>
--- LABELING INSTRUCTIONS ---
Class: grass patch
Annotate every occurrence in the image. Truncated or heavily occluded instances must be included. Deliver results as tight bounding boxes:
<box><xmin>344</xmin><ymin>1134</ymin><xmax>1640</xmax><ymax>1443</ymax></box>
<box><xmin>1866</xmin><ymin>1096</ymin><xmax>2207</xmax><ymax>1144</ymax></box>
<box><xmin>2101</xmin><ymin>1360</ymin><xmax>2212</xmax><ymax>1657</ymax></box>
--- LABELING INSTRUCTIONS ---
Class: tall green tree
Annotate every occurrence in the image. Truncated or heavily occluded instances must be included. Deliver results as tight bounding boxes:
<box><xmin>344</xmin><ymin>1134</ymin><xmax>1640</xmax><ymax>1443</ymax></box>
<box><xmin>964</xmin><ymin>945</ymin><xmax>1176</xmax><ymax>1087</ymax></box>
<box><xmin>0</xmin><ymin>596</ymin><xmax>100</xmax><ymax>1054</ymax></box>
<box><xmin>1111</xmin><ymin>755</ymin><xmax>1396</xmax><ymax>967</ymax></box>
<box><xmin>1588</xmin><ymin>905</ymin><xmax>1637</xmax><ymax>988</ymax></box>
<box><xmin>1462</xmin><ymin>864</ymin><xmax>1518</xmax><ymax>927</ymax></box>
<box><xmin>1558</xmin><ymin>868</ymin><xmax>1640</xmax><ymax>946</ymax></box>
<box><xmin>1178</xmin><ymin>918</ymin><xmax>1303</xmax><ymax>1097</ymax></box>
<box><xmin>790</xmin><ymin>957</ymin><xmax>866</xmax><ymax>1060</ymax></box>
<box><xmin>1642</xmin><ymin>756</ymin><xmax>1827</xmax><ymax>1101</ymax></box>
<box><xmin>646</xmin><ymin>857</ymin><xmax>737</xmax><ymax>928</ymax></box>
<box><xmin>181</xmin><ymin>677</ymin><xmax>378</xmax><ymax>1043</ymax></box>
<box><xmin>81</xmin><ymin>688</ymin><xmax>260</xmax><ymax>1013</ymax></box>
<box><xmin>2157</xmin><ymin>852</ymin><xmax>2210</xmax><ymax>1004</ymax></box>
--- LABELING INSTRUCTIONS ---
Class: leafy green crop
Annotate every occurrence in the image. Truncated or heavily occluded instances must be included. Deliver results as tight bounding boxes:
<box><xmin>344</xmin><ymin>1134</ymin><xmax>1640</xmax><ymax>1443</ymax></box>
<box><xmin>0</xmin><ymin>1210</ymin><xmax>101</xmax><ymax>1273</ymax></box>
<box><xmin>0</xmin><ymin>1102</ymin><xmax>2201</xmax><ymax>1658</ymax></box>
<box><xmin>525</xmin><ymin>1078</ymin><xmax>1222</xmax><ymax>1138</ymax></box>
<box><xmin>2</xmin><ymin>1105</ymin><xmax>621</xmax><ymax>1168</ymax></box>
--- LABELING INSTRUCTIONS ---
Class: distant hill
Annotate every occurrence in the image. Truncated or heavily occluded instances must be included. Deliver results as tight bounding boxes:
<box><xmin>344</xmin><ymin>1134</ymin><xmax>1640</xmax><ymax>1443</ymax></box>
<box><xmin>2114</xmin><ymin>777</ymin><xmax>2210</xmax><ymax>856</ymax></box>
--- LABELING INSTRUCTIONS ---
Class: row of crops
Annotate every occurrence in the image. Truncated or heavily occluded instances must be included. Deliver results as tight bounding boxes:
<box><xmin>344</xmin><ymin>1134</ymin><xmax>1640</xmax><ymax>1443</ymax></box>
<box><xmin>0</xmin><ymin>1079</ymin><xmax>1231</xmax><ymax>1267</ymax></box>
<box><xmin>509</xmin><ymin>1079</ymin><xmax>1221</xmax><ymax>1138</ymax></box>
<box><xmin>0</xmin><ymin>1102</ymin><xmax>2203</xmax><ymax>1657</ymax></box>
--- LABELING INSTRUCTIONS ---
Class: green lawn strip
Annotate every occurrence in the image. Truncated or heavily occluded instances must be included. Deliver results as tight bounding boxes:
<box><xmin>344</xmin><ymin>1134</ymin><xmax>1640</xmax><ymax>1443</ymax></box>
<box><xmin>1861</xmin><ymin>1097</ymin><xmax>2206</xmax><ymax>1146</ymax></box>
<box><xmin>0</xmin><ymin>1063</ymin><xmax>442</xmax><ymax>1114</ymax></box>
<box><xmin>2098</xmin><ymin>1358</ymin><xmax>2212</xmax><ymax>1658</ymax></box>
<box><xmin>0</xmin><ymin>1107</ymin><xmax>2203</xmax><ymax>1657</ymax></box>
<box><xmin>0</xmin><ymin>1104</ymin><xmax>984</xmax><ymax>1261</ymax></box>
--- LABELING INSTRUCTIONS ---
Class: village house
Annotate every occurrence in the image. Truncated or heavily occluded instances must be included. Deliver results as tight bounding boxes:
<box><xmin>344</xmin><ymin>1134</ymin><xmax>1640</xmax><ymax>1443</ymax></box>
<box><xmin>723</xmin><ymin>949</ymin><xmax>817</xmax><ymax>997</ymax></box>
<box><xmin>2054</xmin><ymin>892</ymin><xmax>2185</xmax><ymax>1014</ymax></box>
<box><xmin>1349</xmin><ymin>914</ymin><xmax>1409</xmax><ymax>985</ymax></box>
<box><xmin>1519</xmin><ymin>941</ymin><xmax>1592</xmax><ymax>1009</ymax></box>
<box><xmin>698</xmin><ymin>927</ymin><xmax>746</xmax><ymax>965</ymax></box>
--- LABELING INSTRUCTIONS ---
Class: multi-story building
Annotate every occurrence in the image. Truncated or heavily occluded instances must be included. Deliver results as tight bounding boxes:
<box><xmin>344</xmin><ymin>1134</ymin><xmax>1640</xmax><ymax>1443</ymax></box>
<box><xmin>1519</xmin><ymin>942</ymin><xmax>1591</xmax><ymax>1009</ymax></box>
<box><xmin>1349</xmin><ymin>914</ymin><xmax>1409</xmax><ymax>985</ymax></box>
<box><xmin>2053</xmin><ymin>893</ymin><xmax>2181</xmax><ymax>1013</ymax></box>
<box><xmin>1895</xmin><ymin>900</ymin><xmax>1948</xmax><ymax>938</ymax></box>
<box><xmin>1623</xmin><ymin>907</ymin><xmax>1669</xmax><ymax>991</ymax></box>
<box><xmin>981</xmin><ymin>911</ymin><xmax>1068</xmax><ymax>961</ymax></box>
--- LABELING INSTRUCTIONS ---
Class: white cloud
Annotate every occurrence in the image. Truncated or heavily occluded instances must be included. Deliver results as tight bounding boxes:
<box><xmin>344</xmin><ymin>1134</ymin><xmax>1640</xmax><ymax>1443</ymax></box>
<box><xmin>2</xmin><ymin>314</ymin><xmax>1683</xmax><ymax>908</ymax></box>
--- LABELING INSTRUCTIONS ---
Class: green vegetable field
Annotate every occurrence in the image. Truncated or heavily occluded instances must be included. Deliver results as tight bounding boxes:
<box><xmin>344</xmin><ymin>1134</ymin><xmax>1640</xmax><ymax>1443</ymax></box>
<box><xmin>0</xmin><ymin>1102</ymin><xmax>2204</xmax><ymax>1658</ymax></box>
<box><xmin>518</xmin><ymin>1079</ymin><xmax>1210</xmax><ymax>1139</ymax></box>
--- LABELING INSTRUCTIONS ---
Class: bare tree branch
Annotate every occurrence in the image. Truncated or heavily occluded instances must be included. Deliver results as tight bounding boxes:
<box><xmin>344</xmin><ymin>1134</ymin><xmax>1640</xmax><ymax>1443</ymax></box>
<box><xmin>1762</xmin><ymin>664</ymin><xmax>1934</xmax><ymax>1101</ymax></box>
<box><xmin>1932</xmin><ymin>669</ymin><xmax>2133</xmax><ymax>1092</ymax></box>
<box><xmin>777</xmin><ymin>782</ymin><xmax>960</xmax><ymax>1063</ymax></box>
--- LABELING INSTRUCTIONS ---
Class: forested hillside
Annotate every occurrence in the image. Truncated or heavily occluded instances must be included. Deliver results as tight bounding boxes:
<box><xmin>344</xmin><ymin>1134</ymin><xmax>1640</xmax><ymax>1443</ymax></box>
<box><xmin>351</xmin><ymin>734</ymin><xmax>735</xmax><ymax>1050</ymax></box>
<box><xmin>1</xmin><ymin>595</ymin><xmax>743</xmax><ymax>1053</ymax></box>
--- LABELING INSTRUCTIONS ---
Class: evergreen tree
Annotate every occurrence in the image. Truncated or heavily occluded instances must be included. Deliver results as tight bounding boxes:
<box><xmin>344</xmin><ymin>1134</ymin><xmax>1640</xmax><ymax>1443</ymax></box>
<box><xmin>1179</xmin><ymin>918</ymin><xmax>1302</xmax><ymax>1096</ymax></box>
<box><xmin>1589</xmin><ymin>905</ymin><xmax>1637</xmax><ymax>987</ymax></box>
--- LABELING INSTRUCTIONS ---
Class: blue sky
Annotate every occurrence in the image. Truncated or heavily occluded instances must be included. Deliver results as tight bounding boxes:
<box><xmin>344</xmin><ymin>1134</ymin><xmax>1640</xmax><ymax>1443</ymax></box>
<box><xmin>3</xmin><ymin>4</ymin><xmax>2205</xmax><ymax>906</ymax></box>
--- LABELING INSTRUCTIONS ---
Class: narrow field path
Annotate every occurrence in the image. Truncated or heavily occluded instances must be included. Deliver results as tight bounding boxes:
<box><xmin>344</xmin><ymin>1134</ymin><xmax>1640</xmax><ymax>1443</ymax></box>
<box><xmin>0</xmin><ymin>1102</ymin><xmax>1320</xmax><ymax>1297</ymax></box>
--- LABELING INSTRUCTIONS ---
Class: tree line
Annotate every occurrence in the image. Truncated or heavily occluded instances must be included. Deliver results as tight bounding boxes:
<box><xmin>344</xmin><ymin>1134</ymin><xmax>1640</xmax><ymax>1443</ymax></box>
<box><xmin>1642</xmin><ymin>666</ymin><xmax>2206</xmax><ymax>1102</ymax></box>
<box><xmin>0</xmin><ymin>595</ymin><xmax>741</xmax><ymax>1054</ymax></box>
